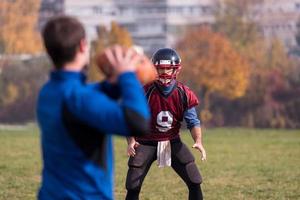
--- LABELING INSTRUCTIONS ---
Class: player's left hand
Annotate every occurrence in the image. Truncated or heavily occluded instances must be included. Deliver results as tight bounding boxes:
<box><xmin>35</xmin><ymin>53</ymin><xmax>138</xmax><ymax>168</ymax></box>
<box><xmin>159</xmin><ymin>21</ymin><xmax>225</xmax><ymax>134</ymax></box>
<box><xmin>192</xmin><ymin>143</ymin><xmax>207</xmax><ymax>161</ymax></box>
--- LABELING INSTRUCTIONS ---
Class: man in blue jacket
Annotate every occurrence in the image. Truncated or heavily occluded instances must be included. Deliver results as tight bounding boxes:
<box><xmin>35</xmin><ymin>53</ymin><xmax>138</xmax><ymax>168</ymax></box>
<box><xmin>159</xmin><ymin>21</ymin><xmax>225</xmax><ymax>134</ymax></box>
<box><xmin>37</xmin><ymin>16</ymin><xmax>150</xmax><ymax>200</ymax></box>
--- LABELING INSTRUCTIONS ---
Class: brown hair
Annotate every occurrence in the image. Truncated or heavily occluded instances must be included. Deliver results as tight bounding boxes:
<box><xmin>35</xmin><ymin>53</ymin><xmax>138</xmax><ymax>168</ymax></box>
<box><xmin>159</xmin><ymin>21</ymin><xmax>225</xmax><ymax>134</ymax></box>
<box><xmin>42</xmin><ymin>16</ymin><xmax>85</xmax><ymax>69</ymax></box>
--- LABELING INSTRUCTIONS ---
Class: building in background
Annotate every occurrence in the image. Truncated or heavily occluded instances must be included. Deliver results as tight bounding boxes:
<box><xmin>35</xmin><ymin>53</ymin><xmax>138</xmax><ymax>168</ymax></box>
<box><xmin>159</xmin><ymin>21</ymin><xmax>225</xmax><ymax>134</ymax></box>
<box><xmin>38</xmin><ymin>0</ymin><xmax>65</xmax><ymax>30</ymax></box>
<box><xmin>114</xmin><ymin>0</ymin><xmax>215</xmax><ymax>54</ymax></box>
<box><xmin>64</xmin><ymin>0</ymin><xmax>117</xmax><ymax>41</ymax></box>
<box><xmin>251</xmin><ymin>0</ymin><xmax>300</xmax><ymax>49</ymax></box>
<box><xmin>39</xmin><ymin>0</ymin><xmax>116</xmax><ymax>41</ymax></box>
<box><xmin>39</xmin><ymin>0</ymin><xmax>215</xmax><ymax>55</ymax></box>
<box><xmin>38</xmin><ymin>0</ymin><xmax>300</xmax><ymax>54</ymax></box>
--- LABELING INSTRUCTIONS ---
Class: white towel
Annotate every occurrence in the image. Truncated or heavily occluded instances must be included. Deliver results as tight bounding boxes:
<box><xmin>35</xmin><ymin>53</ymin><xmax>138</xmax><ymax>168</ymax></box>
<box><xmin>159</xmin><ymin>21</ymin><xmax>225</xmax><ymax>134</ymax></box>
<box><xmin>157</xmin><ymin>140</ymin><xmax>171</xmax><ymax>167</ymax></box>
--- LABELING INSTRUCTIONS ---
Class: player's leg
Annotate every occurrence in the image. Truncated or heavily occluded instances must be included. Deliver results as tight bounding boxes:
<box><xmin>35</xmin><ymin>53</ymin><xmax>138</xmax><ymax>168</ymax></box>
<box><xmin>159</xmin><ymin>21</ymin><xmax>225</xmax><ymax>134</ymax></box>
<box><xmin>125</xmin><ymin>144</ymin><xmax>156</xmax><ymax>200</ymax></box>
<box><xmin>171</xmin><ymin>141</ymin><xmax>203</xmax><ymax>200</ymax></box>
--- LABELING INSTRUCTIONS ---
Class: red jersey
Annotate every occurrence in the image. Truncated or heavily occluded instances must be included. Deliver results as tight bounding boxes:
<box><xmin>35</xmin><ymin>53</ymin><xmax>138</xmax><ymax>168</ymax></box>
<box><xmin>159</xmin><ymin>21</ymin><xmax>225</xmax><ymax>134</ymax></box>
<box><xmin>137</xmin><ymin>81</ymin><xmax>199</xmax><ymax>141</ymax></box>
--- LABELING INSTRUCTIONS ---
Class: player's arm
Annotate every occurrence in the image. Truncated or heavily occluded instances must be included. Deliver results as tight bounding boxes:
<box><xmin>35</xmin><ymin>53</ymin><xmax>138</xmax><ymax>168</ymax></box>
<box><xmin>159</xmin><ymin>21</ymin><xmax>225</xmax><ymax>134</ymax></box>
<box><xmin>89</xmin><ymin>81</ymin><xmax>121</xmax><ymax>100</ymax></box>
<box><xmin>65</xmin><ymin>46</ymin><xmax>150</xmax><ymax>136</ymax></box>
<box><xmin>190</xmin><ymin>126</ymin><xmax>206</xmax><ymax>161</ymax></box>
<box><xmin>65</xmin><ymin>72</ymin><xmax>150</xmax><ymax>136</ymax></box>
<box><xmin>184</xmin><ymin>107</ymin><xmax>206</xmax><ymax>161</ymax></box>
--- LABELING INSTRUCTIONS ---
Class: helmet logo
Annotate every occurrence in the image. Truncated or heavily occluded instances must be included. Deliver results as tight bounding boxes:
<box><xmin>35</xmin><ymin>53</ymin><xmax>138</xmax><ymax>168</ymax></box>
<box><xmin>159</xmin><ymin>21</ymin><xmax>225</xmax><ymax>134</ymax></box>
<box><xmin>159</xmin><ymin>60</ymin><xmax>171</xmax><ymax>65</ymax></box>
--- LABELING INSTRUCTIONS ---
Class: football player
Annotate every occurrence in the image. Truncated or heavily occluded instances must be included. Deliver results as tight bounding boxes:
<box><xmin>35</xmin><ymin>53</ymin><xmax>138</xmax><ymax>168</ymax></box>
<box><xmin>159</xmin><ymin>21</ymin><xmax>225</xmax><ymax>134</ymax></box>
<box><xmin>125</xmin><ymin>48</ymin><xmax>206</xmax><ymax>200</ymax></box>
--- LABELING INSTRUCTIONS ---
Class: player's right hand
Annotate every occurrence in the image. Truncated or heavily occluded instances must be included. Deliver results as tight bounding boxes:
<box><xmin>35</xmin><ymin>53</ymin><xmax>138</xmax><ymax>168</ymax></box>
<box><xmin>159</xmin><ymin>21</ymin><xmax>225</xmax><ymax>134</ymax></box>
<box><xmin>127</xmin><ymin>141</ymin><xmax>140</xmax><ymax>157</ymax></box>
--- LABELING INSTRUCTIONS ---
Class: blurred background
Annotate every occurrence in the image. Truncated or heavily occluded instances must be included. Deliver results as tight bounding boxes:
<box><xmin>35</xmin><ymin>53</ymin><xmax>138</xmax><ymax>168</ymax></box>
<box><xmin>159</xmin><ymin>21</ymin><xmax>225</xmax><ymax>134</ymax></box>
<box><xmin>1</xmin><ymin>1</ymin><xmax>300</xmax><ymax>200</ymax></box>
<box><xmin>0</xmin><ymin>0</ymin><xmax>300</xmax><ymax>128</ymax></box>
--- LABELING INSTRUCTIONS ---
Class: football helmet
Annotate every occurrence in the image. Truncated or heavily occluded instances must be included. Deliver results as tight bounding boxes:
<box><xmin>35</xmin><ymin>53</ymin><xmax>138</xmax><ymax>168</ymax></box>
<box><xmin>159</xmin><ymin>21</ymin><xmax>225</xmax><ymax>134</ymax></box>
<box><xmin>152</xmin><ymin>48</ymin><xmax>181</xmax><ymax>85</ymax></box>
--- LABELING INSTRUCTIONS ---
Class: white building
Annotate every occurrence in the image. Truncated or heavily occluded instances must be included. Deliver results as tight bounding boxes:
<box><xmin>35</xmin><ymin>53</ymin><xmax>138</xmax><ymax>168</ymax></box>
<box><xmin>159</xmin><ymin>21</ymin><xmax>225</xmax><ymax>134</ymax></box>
<box><xmin>39</xmin><ymin>0</ymin><xmax>216</xmax><ymax>55</ymax></box>
<box><xmin>251</xmin><ymin>0</ymin><xmax>300</xmax><ymax>48</ymax></box>
<box><xmin>39</xmin><ymin>0</ymin><xmax>116</xmax><ymax>40</ymax></box>
<box><xmin>114</xmin><ymin>0</ymin><xmax>215</xmax><ymax>54</ymax></box>
<box><xmin>38</xmin><ymin>0</ymin><xmax>65</xmax><ymax>29</ymax></box>
<box><xmin>39</xmin><ymin>0</ymin><xmax>300</xmax><ymax>53</ymax></box>
<box><xmin>64</xmin><ymin>0</ymin><xmax>117</xmax><ymax>41</ymax></box>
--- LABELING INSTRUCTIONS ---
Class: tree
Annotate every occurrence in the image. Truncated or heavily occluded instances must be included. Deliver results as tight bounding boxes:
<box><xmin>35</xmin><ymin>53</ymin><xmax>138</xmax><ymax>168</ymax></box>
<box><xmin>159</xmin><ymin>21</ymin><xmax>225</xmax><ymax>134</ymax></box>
<box><xmin>176</xmin><ymin>27</ymin><xmax>250</xmax><ymax>123</ymax></box>
<box><xmin>296</xmin><ymin>18</ymin><xmax>300</xmax><ymax>47</ymax></box>
<box><xmin>211</xmin><ymin>0</ymin><xmax>299</xmax><ymax>128</ymax></box>
<box><xmin>0</xmin><ymin>0</ymin><xmax>42</xmax><ymax>54</ymax></box>
<box><xmin>267</xmin><ymin>39</ymin><xmax>292</xmax><ymax>71</ymax></box>
<box><xmin>290</xmin><ymin>17</ymin><xmax>300</xmax><ymax>58</ymax></box>
<box><xmin>0</xmin><ymin>56</ymin><xmax>50</xmax><ymax>123</ymax></box>
<box><xmin>214</xmin><ymin>0</ymin><xmax>261</xmax><ymax>51</ymax></box>
<box><xmin>88</xmin><ymin>21</ymin><xmax>133</xmax><ymax>81</ymax></box>
<box><xmin>109</xmin><ymin>21</ymin><xmax>133</xmax><ymax>48</ymax></box>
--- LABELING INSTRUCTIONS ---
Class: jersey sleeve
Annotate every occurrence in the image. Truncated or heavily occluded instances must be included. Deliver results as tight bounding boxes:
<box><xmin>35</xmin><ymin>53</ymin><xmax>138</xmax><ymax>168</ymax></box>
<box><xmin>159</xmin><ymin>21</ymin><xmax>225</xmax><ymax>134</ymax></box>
<box><xmin>184</xmin><ymin>85</ymin><xmax>199</xmax><ymax>109</ymax></box>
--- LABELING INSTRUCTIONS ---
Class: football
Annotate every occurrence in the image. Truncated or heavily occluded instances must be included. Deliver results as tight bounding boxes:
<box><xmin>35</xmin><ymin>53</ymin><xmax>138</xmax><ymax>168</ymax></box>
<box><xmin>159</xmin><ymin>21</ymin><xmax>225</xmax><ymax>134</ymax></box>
<box><xmin>96</xmin><ymin>47</ymin><xmax>157</xmax><ymax>84</ymax></box>
<box><xmin>96</xmin><ymin>51</ymin><xmax>114</xmax><ymax>78</ymax></box>
<box><xmin>135</xmin><ymin>54</ymin><xmax>157</xmax><ymax>84</ymax></box>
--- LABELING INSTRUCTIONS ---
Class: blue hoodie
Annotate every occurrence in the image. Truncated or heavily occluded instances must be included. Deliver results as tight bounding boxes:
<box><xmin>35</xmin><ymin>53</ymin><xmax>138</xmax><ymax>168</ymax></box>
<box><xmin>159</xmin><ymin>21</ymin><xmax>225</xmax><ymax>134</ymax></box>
<box><xmin>37</xmin><ymin>71</ymin><xmax>149</xmax><ymax>200</ymax></box>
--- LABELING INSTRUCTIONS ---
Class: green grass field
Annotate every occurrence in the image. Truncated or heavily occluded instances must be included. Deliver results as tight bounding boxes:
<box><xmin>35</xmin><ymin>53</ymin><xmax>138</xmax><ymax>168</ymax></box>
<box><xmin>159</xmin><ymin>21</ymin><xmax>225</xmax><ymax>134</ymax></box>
<box><xmin>0</xmin><ymin>125</ymin><xmax>299</xmax><ymax>200</ymax></box>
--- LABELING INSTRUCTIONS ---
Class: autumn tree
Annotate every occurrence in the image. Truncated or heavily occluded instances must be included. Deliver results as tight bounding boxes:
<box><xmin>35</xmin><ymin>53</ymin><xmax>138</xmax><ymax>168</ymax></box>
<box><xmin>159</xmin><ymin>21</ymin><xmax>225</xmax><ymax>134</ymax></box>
<box><xmin>214</xmin><ymin>0</ymin><xmax>261</xmax><ymax>51</ymax></box>
<box><xmin>88</xmin><ymin>26</ymin><xmax>109</xmax><ymax>81</ymax></box>
<box><xmin>296</xmin><ymin>18</ymin><xmax>300</xmax><ymax>48</ymax></box>
<box><xmin>176</xmin><ymin>27</ymin><xmax>250</xmax><ymax>123</ymax></box>
<box><xmin>291</xmin><ymin>17</ymin><xmax>300</xmax><ymax>58</ymax></box>
<box><xmin>0</xmin><ymin>56</ymin><xmax>50</xmax><ymax>123</ymax></box>
<box><xmin>0</xmin><ymin>0</ymin><xmax>42</xmax><ymax>54</ymax></box>
<box><xmin>88</xmin><ymin>21</ymin><xmax>133</xmax><ymax>81</ymax></box>
<box><xmin>109</xmin><ymin>21</ymin><xmax>133</xmax><ymax>48</ymax></box>
<box><xmin>210</xmin><ymin>0</ymin><xmax>299</xmax><ymax>128</ymax></box>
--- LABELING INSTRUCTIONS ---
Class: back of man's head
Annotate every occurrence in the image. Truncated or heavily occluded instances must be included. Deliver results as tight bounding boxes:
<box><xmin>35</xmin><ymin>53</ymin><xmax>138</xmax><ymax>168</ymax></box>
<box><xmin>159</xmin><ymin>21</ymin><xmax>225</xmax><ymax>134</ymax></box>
<box><xmin>42</xmin><ymin>16</ymin><xmax>85</xmax><ymax>69</ymax></box>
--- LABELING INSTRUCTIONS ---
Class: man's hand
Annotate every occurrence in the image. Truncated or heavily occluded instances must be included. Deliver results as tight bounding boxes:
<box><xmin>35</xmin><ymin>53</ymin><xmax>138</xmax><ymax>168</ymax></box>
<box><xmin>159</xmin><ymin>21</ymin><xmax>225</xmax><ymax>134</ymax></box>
<box><xmin>104</xmin><ymin>45</ymin><xmax>141</xmax><ymax>83</ymax></box>
<box><xmin>192</xmin><ymin>143</ymin><xmax>207</xmax><ymax>161</ymax></box>
<box><xmin>127</xmin><ymin>138</ymin><xmax>140</xmax><ymax>157</ymax></box>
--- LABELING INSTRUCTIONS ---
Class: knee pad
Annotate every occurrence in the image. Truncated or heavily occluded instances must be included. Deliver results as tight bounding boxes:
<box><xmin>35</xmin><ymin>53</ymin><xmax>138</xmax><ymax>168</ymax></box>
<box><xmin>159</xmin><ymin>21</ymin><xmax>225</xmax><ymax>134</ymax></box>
<box><xmin>126</xmin><ymin>145</ymin><xmax>156</xmax><ymax>190</ymax></box>
<box><xmin>126</xmin><ymin>151</ymin><xmax>145</xmax><ymax>190</ymax></box>
<box><xmin>186</xmin><ymin>161</ymin><xmax>202</xmax><ymax>184</ymax></box>
<box><xmin>172</xmin><ymin>142</ymin><xmax>195</xmax><ymax>164</ymax></box>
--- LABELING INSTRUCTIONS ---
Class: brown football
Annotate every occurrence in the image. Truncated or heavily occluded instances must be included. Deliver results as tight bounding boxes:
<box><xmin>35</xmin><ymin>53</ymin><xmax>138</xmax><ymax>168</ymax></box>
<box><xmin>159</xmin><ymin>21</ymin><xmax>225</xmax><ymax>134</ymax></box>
<box><xmin>96</xmin><ymin>47</ymin><xmax>157</xmax><ymax>84</ymax></box>
<box><xmin>135</xmin><ymin>55</ymin><xmax>157</xmax><ymax>84</ymax></box>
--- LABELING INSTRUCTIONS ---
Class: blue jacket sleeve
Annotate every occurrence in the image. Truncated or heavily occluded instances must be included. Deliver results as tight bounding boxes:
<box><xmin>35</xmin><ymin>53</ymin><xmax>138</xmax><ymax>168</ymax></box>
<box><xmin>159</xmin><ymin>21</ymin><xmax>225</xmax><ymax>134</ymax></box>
<box><xmin>86</xmin><ymin>81</ymin><xmax>120</xmax><ymax>100</ymax></box>
<box><xmin>65</xmin><ymin>72</ymin><xmax>150</xmax><ymax>136</ymax></box>
<box><xmin>99</xmin><ymin>81</ymin><xmax>121</xmax><ymax>100</ymax></box>
<box><xmin>184</xmin><ymin>107</ymin><xmax>201</xmax><ymax>129</ymax></box>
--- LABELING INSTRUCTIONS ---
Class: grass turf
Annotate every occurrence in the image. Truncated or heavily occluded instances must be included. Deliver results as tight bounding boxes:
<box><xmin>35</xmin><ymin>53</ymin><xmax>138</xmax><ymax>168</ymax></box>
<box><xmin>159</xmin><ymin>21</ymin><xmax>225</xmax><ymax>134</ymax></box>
<box><xmin>0</xmin><ymin>125</ymin><xmax>299</xmax><ymax>200</ymax></box>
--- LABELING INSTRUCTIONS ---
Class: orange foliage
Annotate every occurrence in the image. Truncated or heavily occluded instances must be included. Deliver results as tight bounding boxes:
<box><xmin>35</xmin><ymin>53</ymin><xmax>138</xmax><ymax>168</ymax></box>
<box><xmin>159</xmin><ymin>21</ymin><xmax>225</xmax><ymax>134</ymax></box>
<box><xmin>88</xmin><ymin>22</ymin><xmax>133</xmax><ymax>81</ymax></box>
<box><xmin>177</xmin><ymin>27</ymin><xmax>250</xmax><ymax>124</ymax></box>
<box><xmin>109</xmin><ymin>21</ymin><xmax>133</xmax><ymax>48</ymax></box>
<box><xmin>0</xmin><ymin>0</ymin><xmax>42</xmax><ymax>54</ymax></box>
<box><xmin>177</xmin><ymin>27</ymin><xmax>250</xmax><ymax>100</ymax></box>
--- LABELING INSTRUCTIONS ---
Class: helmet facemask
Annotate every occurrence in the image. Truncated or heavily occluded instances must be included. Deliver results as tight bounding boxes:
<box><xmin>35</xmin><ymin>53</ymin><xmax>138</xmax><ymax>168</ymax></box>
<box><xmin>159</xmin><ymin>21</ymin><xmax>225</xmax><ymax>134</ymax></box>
<box><xmin>154</xmin><ymin>63</ymin><xmax>181</xmax><ymax>86</ymax></box>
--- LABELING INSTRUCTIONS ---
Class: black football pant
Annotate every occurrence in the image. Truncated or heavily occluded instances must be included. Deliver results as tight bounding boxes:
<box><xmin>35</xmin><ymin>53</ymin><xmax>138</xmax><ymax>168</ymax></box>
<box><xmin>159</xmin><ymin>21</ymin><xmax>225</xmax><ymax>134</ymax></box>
<box><xmin>125</xmin><ymin>140</ymin><xmax>203</xmax><ymax>200</ymax></box>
